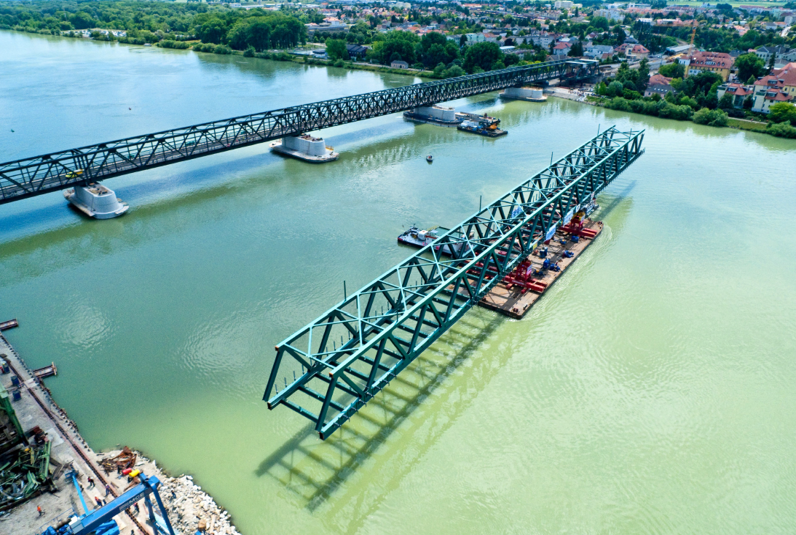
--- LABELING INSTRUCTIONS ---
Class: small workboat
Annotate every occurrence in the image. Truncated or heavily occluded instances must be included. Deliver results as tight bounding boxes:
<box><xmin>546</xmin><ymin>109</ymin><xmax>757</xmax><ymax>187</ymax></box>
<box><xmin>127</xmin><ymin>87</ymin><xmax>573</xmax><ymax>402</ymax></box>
<box><xmin>426</xmin><ymin>155</ymin><xmax>433</xmax><ymax>163</ymax></box>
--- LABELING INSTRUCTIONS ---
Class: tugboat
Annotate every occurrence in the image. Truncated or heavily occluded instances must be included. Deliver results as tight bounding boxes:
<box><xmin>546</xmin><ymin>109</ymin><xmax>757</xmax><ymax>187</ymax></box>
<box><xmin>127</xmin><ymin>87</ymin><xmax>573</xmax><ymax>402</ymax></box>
<box><xmin>398</xmin><ymin>226</ymin><xmax>439</xmax><ymax>248</ymax></box>
<box><xmin>426</xmin><ymin>155</ymin><xmax>433</xmax><ymax>163</ymax></box>
<box><xmin>397</xmin><ymin>226</ymin><xmax>463</xmax><ymax>256</ymax></box>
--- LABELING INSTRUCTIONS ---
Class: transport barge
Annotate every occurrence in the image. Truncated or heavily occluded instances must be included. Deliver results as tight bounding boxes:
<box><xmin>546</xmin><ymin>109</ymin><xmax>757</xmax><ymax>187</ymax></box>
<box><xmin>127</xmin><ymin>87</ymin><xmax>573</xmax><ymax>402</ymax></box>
<box><xmin>477</xmin><ymin>214</ymin><xmax>602</xmax><ymax>319</ymax></box>
<box><xmin>403</xmin><ymin>105</ymin><xmax>462</xmax><ymax>126</ymax></box>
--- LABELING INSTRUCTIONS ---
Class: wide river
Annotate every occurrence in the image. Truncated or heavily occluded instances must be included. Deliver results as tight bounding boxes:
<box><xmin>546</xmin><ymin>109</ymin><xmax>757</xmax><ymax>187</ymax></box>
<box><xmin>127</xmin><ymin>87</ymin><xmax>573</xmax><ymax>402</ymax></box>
<box><xmin>2</xmin><ymin>31</ymin><xmax>796</xmax><ymax>534</ymax></box>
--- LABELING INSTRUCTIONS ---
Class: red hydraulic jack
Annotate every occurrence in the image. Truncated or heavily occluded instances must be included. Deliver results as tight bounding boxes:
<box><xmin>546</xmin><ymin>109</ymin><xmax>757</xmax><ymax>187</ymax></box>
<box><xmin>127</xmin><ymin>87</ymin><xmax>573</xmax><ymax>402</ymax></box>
<box><xmin>469</xmin><ymin>258</ymin><xmax>548</xmax><ymax>294</ymax></box>
<box><xmin>559</xmin><ymin>215</ymin><xmax>598</xmax><ymax>239</ymax></box>
<box><xmin>503</xmin><ymin>258</ymin><xmax>548</xmax><ymax>293</ymax></box>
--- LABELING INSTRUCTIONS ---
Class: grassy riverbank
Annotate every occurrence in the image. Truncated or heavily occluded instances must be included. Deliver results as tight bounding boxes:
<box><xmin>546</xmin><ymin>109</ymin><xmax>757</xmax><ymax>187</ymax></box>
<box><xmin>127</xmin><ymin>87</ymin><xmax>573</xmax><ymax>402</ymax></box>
<box><xmin>586</xmin><ymin>94</ymin><xmax>796</xmax><ymax>140</ymax></box>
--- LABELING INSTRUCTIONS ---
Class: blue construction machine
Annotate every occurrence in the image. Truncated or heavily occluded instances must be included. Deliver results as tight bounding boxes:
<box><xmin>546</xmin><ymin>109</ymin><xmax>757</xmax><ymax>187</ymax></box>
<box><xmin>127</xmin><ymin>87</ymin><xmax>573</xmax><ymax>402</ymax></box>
<box><xmin>41</xmin><ymin>470</ymin><xmax>176</xmax><ymax>535</ymax></box>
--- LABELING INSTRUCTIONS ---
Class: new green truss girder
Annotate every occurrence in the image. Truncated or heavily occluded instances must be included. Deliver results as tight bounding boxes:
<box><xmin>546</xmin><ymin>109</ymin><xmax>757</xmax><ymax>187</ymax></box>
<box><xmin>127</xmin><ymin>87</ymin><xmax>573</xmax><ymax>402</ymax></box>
<box><xmin>0</xmin><ymin>59</ymin><xmax>599</xmax><ymax>205</ymax></box>
<box><xmin>265</xmin><ymin>126</ymin><xmax>645</xmax><ymax>439</ymax></box>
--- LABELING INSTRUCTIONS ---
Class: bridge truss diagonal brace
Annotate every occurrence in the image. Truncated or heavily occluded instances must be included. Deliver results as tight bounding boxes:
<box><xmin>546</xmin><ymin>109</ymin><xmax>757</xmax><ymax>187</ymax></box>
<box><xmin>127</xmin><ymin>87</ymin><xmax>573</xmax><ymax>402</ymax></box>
<box><xmin>265</xmin><ymin>126</ymin><xmax>645</xmax><ymax>440</ymax></box>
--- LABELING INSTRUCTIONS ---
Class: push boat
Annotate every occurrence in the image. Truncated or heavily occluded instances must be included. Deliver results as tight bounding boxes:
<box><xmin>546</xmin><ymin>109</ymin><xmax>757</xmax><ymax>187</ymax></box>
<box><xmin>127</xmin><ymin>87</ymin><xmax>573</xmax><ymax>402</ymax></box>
<box><xmin>397</xmin><ymin>226</ymin><xmax>463</xmax><ymax>256</ymax></box>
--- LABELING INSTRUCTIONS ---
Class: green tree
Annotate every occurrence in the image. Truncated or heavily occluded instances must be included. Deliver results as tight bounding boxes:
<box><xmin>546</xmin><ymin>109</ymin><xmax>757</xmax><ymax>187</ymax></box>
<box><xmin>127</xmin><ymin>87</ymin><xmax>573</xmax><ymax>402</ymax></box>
<box><xmin>735</xmin><ymin>53</ymin><xmax>766</xmax><ymax>82</ymax></box>
<box><xmin>69</xmin><ymin>11</ymin><xmax>96</xmax><ymax>30</ymax></box>
<box><xmin>325</xmin><ymin>38</ymin><xmax>349</xmax><ymax>61</ymax></box>
<box><xmin>693</xmin><ymin>107</ymin><xmax>728</xmax><ymax>127</ymax></box>
<box><xmin>635</xmin><ymin>58</ymin><xmax>650</xmax><ymax>92</ymax></box>
<box><xmin>591</xmin><ymin>16</ymin><xmax>609</xmax><ymax>31</ymax></box>
<box><xmin>768</xmin><ymin>102</ymin><xmax>796</xmax><ymax>125</ymax></box>
<box><xmin>613</xmin><ymin>26</ymin><xmax>626</xmax><ymax>46</ymax></box>
<box><xmin>568</xmin><ymin>41</ymin><xmax>583</xmax><ymax>57</ymax></box>
<box><xmin>607</xmin><ymin>80</ymin><xmax>625</xmax><ymax>97</ymax></box>
<box><xmin>196</xmin><ymin>17</ymin><xmax>227</xmax><ymax>44</ymax></box>
<box><xmin>373</xmin><ymin>31</ymin><xmax>419</xmax><ymax>65</ymax></box>
<box><xmin>658</xmin><ymin>63</ymin><xmax>685</xmax><ymax>78</ymax></box>
<box><xmin>444</xmin><ymin>65</ymin><xmax>466</xmax><ymax>78</ymax></box>
<box><xmin>463</xmin><ymin>42</ymin><xmax>502</xmax><ymax>73</ymax></box>
<box><xmin>718</xmin><ymin>93</ymin><xmax>734</xmax><ymax>110</ymax></box>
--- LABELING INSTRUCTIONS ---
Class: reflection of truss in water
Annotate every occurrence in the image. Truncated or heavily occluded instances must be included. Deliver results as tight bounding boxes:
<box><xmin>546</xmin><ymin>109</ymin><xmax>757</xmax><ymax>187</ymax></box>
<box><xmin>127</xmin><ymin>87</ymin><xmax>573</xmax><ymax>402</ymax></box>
<box><xmin>256</xmin><ymin>312</ymin><xmax>506</xmax><ymax>512</ymax></box>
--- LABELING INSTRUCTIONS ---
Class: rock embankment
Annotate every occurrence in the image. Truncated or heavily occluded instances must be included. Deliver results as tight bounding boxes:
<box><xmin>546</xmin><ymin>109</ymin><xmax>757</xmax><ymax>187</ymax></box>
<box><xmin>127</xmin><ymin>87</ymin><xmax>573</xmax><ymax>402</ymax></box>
<box><xmin>100</xmin><ymin>449</ymin><xmax>241</xmax><ymax>535</ymax></box>
<box><xmin>158</xmin><ymin>475</ymin><xmax>240</xmax><ymax>535</ymax></box>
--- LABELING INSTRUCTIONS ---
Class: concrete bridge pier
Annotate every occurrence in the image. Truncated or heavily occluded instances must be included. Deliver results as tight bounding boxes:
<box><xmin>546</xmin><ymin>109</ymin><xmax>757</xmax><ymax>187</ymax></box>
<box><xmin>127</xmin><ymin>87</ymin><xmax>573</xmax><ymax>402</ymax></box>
<box><xmin>270</xmin><ymin>134</ymin><xmax>338</xmax><ymax>163</ymax></box>
<box><xmin>63</xmin><ymin>183</ymin><xmax>129</xmax><ymax>219</ymax></box>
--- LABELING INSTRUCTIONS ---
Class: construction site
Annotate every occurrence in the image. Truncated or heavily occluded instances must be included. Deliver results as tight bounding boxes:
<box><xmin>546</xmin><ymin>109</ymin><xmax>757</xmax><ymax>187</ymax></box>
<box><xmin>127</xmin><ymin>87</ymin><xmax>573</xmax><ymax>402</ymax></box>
<box><xmin>0</xmin><ymin>330</ymin><xmax>241</xmax><ymax>535</ymax></box>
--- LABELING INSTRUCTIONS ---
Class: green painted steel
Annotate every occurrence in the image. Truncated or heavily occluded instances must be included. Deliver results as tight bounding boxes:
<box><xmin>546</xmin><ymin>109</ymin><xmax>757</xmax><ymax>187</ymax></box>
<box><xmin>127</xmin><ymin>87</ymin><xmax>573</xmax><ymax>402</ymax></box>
<box><xmin>0</xmin><ymin>381</ymin><xmax>24</xmax><ymax>453</ymax></box>
<box><xmin>265</xmin><ymin>127</ymin><xmax>645</xmax><ymax>439</ymax></box>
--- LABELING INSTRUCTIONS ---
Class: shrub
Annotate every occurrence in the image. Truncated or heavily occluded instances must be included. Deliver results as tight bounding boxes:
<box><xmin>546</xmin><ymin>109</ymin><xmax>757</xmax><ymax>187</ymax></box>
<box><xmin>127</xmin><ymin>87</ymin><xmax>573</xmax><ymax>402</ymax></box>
<box><xmin>657</xmin><ymin>102</ymin><xmax>693</xmax><ymax>120</ymax></box>
<box><xmin>693</xmin><ymin>108</ymin><xmax>728</xmax><ymax>127</ymax></box>
<box><xmin>444</xmin><ymin>65</ymin><xmax>465</xmax><ymax>78</ymax></box>
<box><xmin>606</xmin><ymin>97</ymin><xmax>632</xmax><ymax>112</ymax></box>
<box><xmin>767</xmin><ymin>122</ymin><xmax>796</xmax><ymax>138</ymax></box>
<box><xmin>243</xmin><ymin>45</ymin><xmax>255</xmax><ymax>57</ymax></box>
<box><xmin>192</xmin><ymin>43</ymin><xmax>216</xmax><ymax>53</ymax></box>
<box><xmin>334</xmin><ymin>58</ymin><xmax>345</xmax><ymax>67</ymax></box>
<box><xmin>213</xmin><ymin>44</ymin><xmax>232</xmax><ymax>55</ymax></box>
<box><xmin>158</xmin><ymin>40</ymin><xmax>190</xmax><ymax>50</ymax></box>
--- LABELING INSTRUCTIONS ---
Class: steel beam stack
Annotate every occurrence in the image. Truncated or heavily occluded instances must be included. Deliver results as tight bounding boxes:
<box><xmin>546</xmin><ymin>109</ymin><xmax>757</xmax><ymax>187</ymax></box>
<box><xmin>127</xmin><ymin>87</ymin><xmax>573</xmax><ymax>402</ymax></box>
<box><xmin>0</xmin><ymin>60</ymin><xmax>599</xmax><ymax>205</ymax></box>
<box><xmin>265</xmin><ymin>127</ymin><xmax>645</xmax><ymax>439</ymax></box>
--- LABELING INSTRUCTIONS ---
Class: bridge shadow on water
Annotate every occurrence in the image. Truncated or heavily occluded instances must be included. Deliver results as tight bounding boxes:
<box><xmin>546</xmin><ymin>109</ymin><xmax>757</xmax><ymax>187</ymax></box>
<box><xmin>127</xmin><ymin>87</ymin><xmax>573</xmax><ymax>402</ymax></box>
<box><xmin>595</xmin><ymin>180</ymin><xmax>636</xmax><ymax>226</ymax></box>
<box><xmin>255</xmin><ymin>309</ymin><xmax>516</xmax><ymax>513</ymax></box>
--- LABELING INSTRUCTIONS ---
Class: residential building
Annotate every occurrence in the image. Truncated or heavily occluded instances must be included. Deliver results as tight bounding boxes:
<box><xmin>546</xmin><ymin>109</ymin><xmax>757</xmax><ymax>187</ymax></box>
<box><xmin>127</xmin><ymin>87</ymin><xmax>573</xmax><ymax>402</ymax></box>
<box><xmin>584</xmin><ymin>44</ymin><xmax>614</xmax><ymax>60</ymax></box>
<box><xmin>554</xmin><ymin>1</ymin><xmax>574</xmax><ymax>8</ymax></box>
<box><xmin>465</xmin><ymin>32</ymin><xmax>486</xmax><ymax>44</ymax></box>
<box><xmin>680</xmin><ymin>51</ymin><xmax>735</xmax><ymax>81</ymax></box>
<box><xmin>616</xmin><ymin>43</ymin><xmax>650</xmax><ymax>59</ymax></box>
<box><xmin>751</xmin><ymin>62</ymin><xmax>796</xmax><ymax>113</ymax></box>
<box><xmin>391</xmin><ymin>60</ymin><xmax>409</xmax><ymax>69</ymax></box>
<box><xmin>754</xmin><ymin>45</ymin><xmax>791</xmax><ymax>64</ymax></box>
<box><xmin>552</xmin><ymin>42</ymin><xmax>571</xmax><ymax>56</ymax></box>
<box><xmin>593</xmin><ymin>8</ymin><xmax>623</xmax><ymax>21</ymax></box>
<box><xmin>644</xmin><ymin>73</ymin><xmax>674</xmax><ymax>97</ymax></box>
<box><xmin>717</xmin><ymin>82</ymin><xmax>753</xmax><ymax>108</ymax></box>
<box><xmin>346</xmin><ymin>44</ymin><xmax>368</xmax><ymax>60</ymax></box>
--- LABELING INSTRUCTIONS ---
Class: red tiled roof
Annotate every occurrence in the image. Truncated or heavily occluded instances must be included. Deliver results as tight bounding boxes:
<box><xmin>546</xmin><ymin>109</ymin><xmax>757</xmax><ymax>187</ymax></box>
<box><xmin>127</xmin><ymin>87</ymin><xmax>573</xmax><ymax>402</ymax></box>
<box><xmin>648</xmin><ymin>74</ymin><xmax>672</xmax><ymax>86</ymax></box>
<box><xmin>688</xmin><ymin>51</ymin><xmax>734</xmax><ymax>69</ymax></box>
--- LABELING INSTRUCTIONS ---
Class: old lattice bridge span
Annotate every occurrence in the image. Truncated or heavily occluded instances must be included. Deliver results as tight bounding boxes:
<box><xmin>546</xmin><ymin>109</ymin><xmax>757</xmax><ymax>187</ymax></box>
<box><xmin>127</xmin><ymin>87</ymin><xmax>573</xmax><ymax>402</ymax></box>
<box><xmin>0</xmin><ymin>59</ymin><xmax>598</xmax><ymax>205</ymax></box>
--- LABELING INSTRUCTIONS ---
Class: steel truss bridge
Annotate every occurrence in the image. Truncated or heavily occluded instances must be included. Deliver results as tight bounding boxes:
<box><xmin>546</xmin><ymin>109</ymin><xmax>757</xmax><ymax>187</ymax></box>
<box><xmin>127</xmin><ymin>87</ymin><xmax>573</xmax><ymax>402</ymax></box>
<box><xmin>0</xmin><ymin>59</ymin><xmax>599</xmax><ymax>205</ymax></box>
<box><xmin>265</xmin><ymin>127</ymin><xmax>645</xmax><ymax>439</ymax></box>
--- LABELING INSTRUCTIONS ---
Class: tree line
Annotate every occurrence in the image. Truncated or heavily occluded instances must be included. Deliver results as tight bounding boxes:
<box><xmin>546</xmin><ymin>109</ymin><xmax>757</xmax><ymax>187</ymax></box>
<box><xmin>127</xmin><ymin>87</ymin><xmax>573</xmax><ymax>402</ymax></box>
<box><xmin>326</xmin><ymin>31</ymin><xmax>531</xmax><ymax>78</ymax></box>
<box><xmin>0</xmin><ymin>0</ymin><xmax>306</xmax><ymax>50</ymax></box>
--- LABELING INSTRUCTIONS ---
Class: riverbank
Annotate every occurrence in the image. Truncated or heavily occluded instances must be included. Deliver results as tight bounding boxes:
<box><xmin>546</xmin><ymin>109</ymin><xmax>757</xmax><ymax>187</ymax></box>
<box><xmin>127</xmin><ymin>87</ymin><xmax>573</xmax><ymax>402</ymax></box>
<box><xmin>0</xmin><ymin>332</ymin><xmax>240</xmax><ymax>535</ymax></box>
<box><xmin>548</xmin><ymin>87</ymin><xmax>796</xmax><ymax>140</ymax></box>
<box><xmin>2</xmin><ymin>26</ymin><xmax>441</xmax><ymax>81</ymax></box>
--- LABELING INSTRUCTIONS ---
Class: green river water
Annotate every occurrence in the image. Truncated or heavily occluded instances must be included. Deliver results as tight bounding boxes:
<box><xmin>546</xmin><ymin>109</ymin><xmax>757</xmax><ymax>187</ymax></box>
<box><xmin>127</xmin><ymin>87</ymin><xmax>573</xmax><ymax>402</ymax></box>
<box><xmin>2</xmin><ymin>31</ymin><xmax>796</xmax><ymax>534</ymax></box>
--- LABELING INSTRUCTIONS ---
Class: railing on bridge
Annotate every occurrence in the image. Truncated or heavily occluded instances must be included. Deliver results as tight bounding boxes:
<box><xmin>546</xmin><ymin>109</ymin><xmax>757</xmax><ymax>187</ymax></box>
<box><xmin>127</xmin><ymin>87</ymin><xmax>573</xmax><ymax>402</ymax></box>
<box><xmin>265</xmin><ymin>126</ymin><xmax>645</xmax><ymax>439</ymax></box>
<box><xmin>0</xmin><ymin>60</ymin><xmax>598</xmax><ymax>205</ymax></box>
